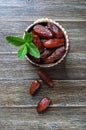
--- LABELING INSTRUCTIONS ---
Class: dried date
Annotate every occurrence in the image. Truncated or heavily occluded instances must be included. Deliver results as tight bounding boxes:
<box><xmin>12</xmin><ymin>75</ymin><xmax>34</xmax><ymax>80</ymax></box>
<box><xmin>36</xmin><ymin>97</ymin><xmax>51</xmax><ymax>113</ymax></box>
<box><xmin>38</xmin><ymin>70</ymin><xmax>53</xmax><ymax>87</ymax></box>
<box><xmin>32</xmin><ymin>30</ymin><xmax>44</xmax><ymax>52</ymax></box>
<box><xmin>47</xmin><ymin>22</ymin><xmax>63</xmax><ymax>38</ymax></box>
<box><xmin>29</xmin><ymin>80</ymin><xmax>41</xmax><ymax>95</ymax></box>
<box><xmin>43</xmin><ymin>46</ymin><xmax>66</xmax><ymax>63</ymax></box>
<box><xmin>43</xmin><ymin>38</ymin><xmax>65</xmax><ymax>48</ymax></box>
<box><xmin>31</xmin><ymin>57</ymin><xmax>41</xmax><ymax>63</ymax></box>
<box><xmin>32</xmin><ymin>30</ymin><xmax>37</xmax><ymax>38</ymax></box>
<box><xmin>33</xmin><ymin>24</ymin><xmax>53</xmax><ymax>39</ymax></box>
<box><xmin>40</xmin><ymin>48</ymin><xmax>54</xmax><ymax>59</ymax></box>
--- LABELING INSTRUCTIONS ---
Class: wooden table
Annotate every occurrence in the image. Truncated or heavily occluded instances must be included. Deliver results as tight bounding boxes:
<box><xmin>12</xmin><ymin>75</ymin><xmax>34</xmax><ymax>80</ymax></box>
<box><xmin>0</xmin><ymin>0</ymin><xmax>86</xmax><ymax>129</ymax></box>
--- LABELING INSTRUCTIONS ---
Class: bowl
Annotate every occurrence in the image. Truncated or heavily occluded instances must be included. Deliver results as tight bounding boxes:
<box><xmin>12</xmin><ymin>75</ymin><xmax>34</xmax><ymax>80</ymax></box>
<box><xmin>24</xmin><ymin>18</ymin><xmax>69</xmax><ymax>68</ymax></box>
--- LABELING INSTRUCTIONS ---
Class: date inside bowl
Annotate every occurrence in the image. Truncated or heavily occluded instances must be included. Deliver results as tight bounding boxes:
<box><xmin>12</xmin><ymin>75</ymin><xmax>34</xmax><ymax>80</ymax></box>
<box><xmin>25</xmin><ymin>19</ymin><xmax>69</xmax><ymax>67</ymax></box>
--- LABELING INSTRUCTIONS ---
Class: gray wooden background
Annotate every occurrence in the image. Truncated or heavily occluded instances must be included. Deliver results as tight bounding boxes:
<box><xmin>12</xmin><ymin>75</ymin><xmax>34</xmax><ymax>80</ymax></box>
<box><xmin>0</xmin><ymin>0</ymin><xmax>86</xmax><ymax>130</ymax></box>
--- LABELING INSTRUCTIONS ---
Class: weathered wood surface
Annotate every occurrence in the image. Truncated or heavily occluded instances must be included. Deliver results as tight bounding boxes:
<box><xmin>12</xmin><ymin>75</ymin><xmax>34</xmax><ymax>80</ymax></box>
<box><xmin>0</xmin><ymin>80</ymin><xmax>86</xmax><ymax>107</ymax></box>
<box><xmin>0</xmin><ymin>107</ymin><xmax>86</xmax><ymax>130</ymax></box>
<box><xmin>0</xmin><ymin>53</ymin><xmax>86</xmax><ymax>80</ymax></box>
<box><xmin>0</xmin><ymin>0</ymin><xmax>86</xmax><ymax>21</ymax></box>
<box><xmin>0</xmin><ymin>21</ymin><xmax>86</xmax><ymax>52</ymax></box>
<box><xmin>0</xmin><ymin>0</ymin><xmax>86</xmax><ymax>130</ymax></box>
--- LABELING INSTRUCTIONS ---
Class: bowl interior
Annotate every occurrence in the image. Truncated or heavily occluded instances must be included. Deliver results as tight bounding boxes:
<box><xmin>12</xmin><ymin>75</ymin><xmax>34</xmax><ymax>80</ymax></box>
<box><xmin>25</xmin><ymin>19</ymin><xmax>69</xmax><ymax>68</ymax></box>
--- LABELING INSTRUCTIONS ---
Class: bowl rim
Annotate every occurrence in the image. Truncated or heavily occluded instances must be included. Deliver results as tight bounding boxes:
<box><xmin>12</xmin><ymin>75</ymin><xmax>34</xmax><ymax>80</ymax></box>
<box><xmin>24</xmin><ymin>18</ymin><xmax>69</xmax><ymax>68</ymax></box>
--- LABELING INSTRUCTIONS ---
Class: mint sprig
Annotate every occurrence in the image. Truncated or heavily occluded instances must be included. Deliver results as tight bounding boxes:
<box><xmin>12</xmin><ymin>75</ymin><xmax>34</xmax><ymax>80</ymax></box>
<box><xmin>6</xmin><ymin>36</ymin><xmax>25</xmax><ymax>46</ymax></box>
<box><xmin>6</xmin><ymin>32</ymin><xmax>40</xmax><ymax>59</ymax></box>
<box><xmin>18</xmin><ymin>44</ymin><xmax>27</xmax><ymax>60</ymax></box>
<box><xmin>27</xmin><ymin>42</ymin><xmax>40</xmax><ymax>58</ymax></box>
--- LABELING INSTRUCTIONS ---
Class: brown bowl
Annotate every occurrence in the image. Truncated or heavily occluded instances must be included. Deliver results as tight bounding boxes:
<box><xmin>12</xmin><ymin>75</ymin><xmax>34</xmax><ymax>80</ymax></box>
<box><xmin>24</xmin><ymin>18</ymin><xmax>69</xmax><ymax>68</ymax></box>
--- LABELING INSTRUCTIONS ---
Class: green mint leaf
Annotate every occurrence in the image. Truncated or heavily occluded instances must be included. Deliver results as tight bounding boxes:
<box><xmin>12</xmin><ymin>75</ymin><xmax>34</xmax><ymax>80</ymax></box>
<box><xmin>27</xmin><ymin>42</ymin><xmax>40</xmax><ymax>58</ymax></box>
<box><xmin>24</xmin><ymin>32</ymin><xmax>33</xmax><ymax>43</ymax></box>
<box><xmin>17</xmin><ymin>45</ymin><xmax>27</xmax><ymax>60</ymax></box>
<box><xmin>6</xmin><ymin>36</ymin><xmax>25</xmax><ymax>46</ymax></box>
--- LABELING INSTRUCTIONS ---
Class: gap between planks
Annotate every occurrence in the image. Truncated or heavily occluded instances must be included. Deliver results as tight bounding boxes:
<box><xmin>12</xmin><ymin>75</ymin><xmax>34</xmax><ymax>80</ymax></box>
<box><xmin>0</xmin><ymin>18</ymin><xmax>86</xmax><ymax>22</ymax></box>
<box><xmin>0</xmin><ymin>104</ymin><xmax>86</xmax><ymax>108</ymax></box>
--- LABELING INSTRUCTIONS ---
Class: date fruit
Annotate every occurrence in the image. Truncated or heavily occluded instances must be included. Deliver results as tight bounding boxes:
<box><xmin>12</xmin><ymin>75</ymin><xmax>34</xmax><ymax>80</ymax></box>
<box><xmin>27</xmin><ymin>21</ymin><xmax>67</xmax><ymax>65</ymax></box>
<box><xmin>31</xmin><ymin>57</ymin><xmax>41</xmax><ymax>63</ymax></box>
<box><xmin>38</xmin><ymin>70</ymin><xmax>53</xmax><ymax>87</ymax></box>
<box><xmin>29</xmin><ymin>80</ymin><xmax>41</xmax><ymax>95</ymax></box>
<box><xmin>36</xmin><ymin>97</ymin><xmax>51</xmax><ymax>113</ymax></box>
<box><xmin>32</xmin><ymin>30</ymin><xmax>43</xmax><ymax>52</ymax></box>
<box><xmin>43</xmin><ymin>38</ymin><xmax>65</xmax><ymax>48</ymax></box>
<box><xmin>33</xmin><ymin>24</ymin><xmax>53</xmax><ymax>39</ymax></box>
<box><xmin>47</xmin><ymin>22</ymin><xmax>63</xmax><ymax>38</ymax></box>
<box><xmin>32</xmin><ymin>30</ymin><xmax>37</xmax><ymax>38</ymax></box>
<box><xmin>43</xmin><ymin>46</ymin><xmax>66</xmax><ymax>63</ymax></box>
<box><xmin>40</xmin><ymin>48</ymin><xmax>54</xmax><ymax>59</ymax></box>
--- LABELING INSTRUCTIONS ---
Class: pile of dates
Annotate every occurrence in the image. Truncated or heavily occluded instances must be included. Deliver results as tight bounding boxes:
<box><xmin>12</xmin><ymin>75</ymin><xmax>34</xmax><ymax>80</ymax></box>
<box><xmin>29</xmin><ymin>70</ymin><xmax>53</xmax><ymax>113</ymax></box>
<box><xmin>28</xmin><ymin>22</ymin><xmax>66</xmax><ymax>64</ymax></box>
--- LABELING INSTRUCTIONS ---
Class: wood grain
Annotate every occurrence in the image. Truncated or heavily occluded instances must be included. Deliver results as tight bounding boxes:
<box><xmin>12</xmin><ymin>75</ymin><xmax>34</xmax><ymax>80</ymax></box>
<box><xmin>0</xmin><ymin>107</ymin><xmax>86</xmax><ymax>130</ymax></box>
<box><xmin>0</xmin><ymin>0</ymin><xmax>28</xmax><ymax>6</ymax></box>
<box><xmin>0</xmin><ymin>0</ymin><xmax>86</xmax><ymax>129</ymax></box>
<box><xmin>0</xmin><ymin>53</ymin><xmax>86</xmax><ymax>80</ymax></box>
<box><xmin>0</xmin><ymin>80</ymin><xmax>86</xmax><ymax>107</ymax></box>
<box><xmin>0</xmin><ymin>0</ymin><xmax>86</xmax><ymax>21</ymax></box>
<box><xmin>0</xmin><ymin>21</ymin><xmax>86</xmax><ymax>52</ymax></box>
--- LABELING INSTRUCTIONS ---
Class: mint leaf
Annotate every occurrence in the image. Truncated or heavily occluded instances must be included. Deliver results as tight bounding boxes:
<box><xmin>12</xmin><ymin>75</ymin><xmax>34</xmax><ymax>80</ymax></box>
<box><xmin>24</xmin><ymin>32</ymin><xmax>33</xmax><ymax>43</ymax></box>
<box><xmin>6</xmin><ymin>32</ymin><xmax>41</xmax><ymax>60</ymax></box>
<box><xmin>18</xmin><ymin>45</ymin><xmax>27</xmax><ymax>59</ymax></box>
<box><xmin>27</xmin><ymin>42</ymin><xmax>40</xmax><ymax>58</ymax></box>
<box><xmin>6</xmin><ymin>36</ymin><xmax>25</xmax><ymax>46</ymax></box>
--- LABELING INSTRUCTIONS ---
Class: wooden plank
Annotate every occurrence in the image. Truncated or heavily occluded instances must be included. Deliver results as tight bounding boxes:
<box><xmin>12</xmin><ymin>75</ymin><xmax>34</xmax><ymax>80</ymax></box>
<box><xmin>0</xmin><ymin>21</ymin><xmax>32</xmax><ymax>52</ymax></box>
<box><xmin>0</xmin><ymin>107</ymin><xmax>86</xmax><ymax>130</ymax></box>
<box><xmin>0</xmin><ymin>21</ymin><xmax>86</xmax><ymax>53</ymax></box>
<box><xmin>0</xmin><ymin>53</ymin><xmax>86</xmax><ymax>80</ymax></box>
<box><xmin>0</xmin><ymin>0</ymin><xmax>27</xmax><ymax>6</ymax></box>
<box><xmin>0</xmin><ymin>0</ymin><xmax>86</xmax><ymax>21</ymax></box>
<box><xmin>0</xmin><ymin>0</ymin><xmax>85</xmax><ymax>130</ymax></box>
<box><xmin>0</xmin><ymin>0</ymin><xmax>85</xmax><ymax>6</ymax></box>
<box><xmin>0</xmin><ymin>80</ymin><xmax>86</xmax><ymax>107</ymax></box>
